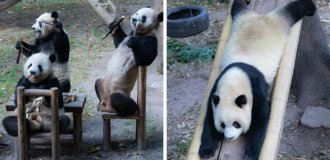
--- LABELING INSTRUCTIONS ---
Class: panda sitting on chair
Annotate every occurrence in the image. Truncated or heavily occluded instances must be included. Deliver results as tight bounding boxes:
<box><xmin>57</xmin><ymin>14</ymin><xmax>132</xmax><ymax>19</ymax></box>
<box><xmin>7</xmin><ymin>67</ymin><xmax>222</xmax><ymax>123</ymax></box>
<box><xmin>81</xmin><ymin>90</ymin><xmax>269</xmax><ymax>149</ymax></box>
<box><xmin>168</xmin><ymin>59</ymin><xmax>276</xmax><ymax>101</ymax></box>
<box><xmin>15</xmin><ymin>11</ymin><xmax>71</xmax><ymax>92</ymax></box>
<box><xmin>95</xmin><ymin>7</ymin><xmax>163</xmax><ymax>115</ymax></box>
<box><xmin>2</xmin><ymin>53</ymin><xmax>70</xmax><ymax>137</ymax></box>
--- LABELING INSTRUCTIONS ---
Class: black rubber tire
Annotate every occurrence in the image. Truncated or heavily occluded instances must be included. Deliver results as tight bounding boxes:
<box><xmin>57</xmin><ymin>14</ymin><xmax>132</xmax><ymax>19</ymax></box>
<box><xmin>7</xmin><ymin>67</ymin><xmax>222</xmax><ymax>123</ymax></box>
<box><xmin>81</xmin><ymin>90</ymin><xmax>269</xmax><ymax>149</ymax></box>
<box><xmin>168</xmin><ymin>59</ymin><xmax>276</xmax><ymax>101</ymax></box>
<box><xmin>167</xmin><ymin>5</ymin><xmax>210</xmax><ymax>38</ymax></box>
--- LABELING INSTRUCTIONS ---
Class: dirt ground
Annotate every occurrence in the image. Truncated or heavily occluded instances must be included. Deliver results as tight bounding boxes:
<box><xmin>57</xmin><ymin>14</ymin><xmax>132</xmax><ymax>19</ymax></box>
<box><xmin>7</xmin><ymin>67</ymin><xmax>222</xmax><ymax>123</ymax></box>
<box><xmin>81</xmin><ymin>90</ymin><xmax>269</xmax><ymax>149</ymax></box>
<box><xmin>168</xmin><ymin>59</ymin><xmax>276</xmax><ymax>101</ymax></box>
<box><xmin>167</xmin><ymin>1</ymin><xmax>330</xmax><ymax>160</ymax></box>
<box><xmin>0</xmin><ymin>0</ymin><xmax>163</xmax><ymax>159</ymax></box>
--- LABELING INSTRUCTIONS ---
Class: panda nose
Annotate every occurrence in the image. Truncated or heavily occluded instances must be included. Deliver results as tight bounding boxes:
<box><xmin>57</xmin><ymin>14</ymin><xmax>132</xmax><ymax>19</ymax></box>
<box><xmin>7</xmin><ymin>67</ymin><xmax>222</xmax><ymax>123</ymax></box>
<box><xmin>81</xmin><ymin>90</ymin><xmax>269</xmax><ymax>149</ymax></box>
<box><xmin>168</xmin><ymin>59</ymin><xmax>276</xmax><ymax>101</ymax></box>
<box><xmin>32</xmin><ymin>27</ymin><xmax>35</xmax><ymax>30</ymax></box>
<box><xmin>30</xmin><ymin>71</ymin><xmax>36</xmax><ymax>75</ymax></box>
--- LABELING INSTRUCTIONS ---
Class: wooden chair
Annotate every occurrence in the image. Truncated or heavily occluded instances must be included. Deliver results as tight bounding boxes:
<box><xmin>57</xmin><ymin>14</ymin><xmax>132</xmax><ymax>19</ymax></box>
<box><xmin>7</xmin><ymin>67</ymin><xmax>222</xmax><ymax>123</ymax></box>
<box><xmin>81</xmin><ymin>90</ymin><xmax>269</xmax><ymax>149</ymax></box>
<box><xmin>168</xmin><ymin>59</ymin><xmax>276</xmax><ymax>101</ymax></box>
<box><xmin>5</xmin><ymin>87</ymin><xmax>86</xmax><ymax>160</ymax></box>
<box><xmin>187</xmin><ymin>0</ymin><xmax>303</xmax><ymax>159</ymax></box>
<box><xmin>102</xmin><ymin>66</ymin><xmax>147</xmax><ymax>151</ymax></box>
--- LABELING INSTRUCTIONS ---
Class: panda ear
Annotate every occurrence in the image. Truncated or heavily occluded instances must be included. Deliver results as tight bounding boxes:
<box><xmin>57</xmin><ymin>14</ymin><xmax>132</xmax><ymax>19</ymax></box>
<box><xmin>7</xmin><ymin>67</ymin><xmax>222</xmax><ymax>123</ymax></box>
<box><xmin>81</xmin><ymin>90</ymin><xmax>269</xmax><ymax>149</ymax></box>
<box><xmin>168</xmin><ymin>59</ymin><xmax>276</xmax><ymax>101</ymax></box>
<box><xmin>51</xmin><ymin>11</ymin><xmax>59</xmax><ymax>19</ymax></box>
<box><xmin>157</xmin><ymin>12</ymin><xmax>163</xmax><ymax>22</ymax></box>
<box><xmin>235</xmin><ymin>95</ymin><xmax>247</xmax><ymax>108</ymax></box>
<box><xmin>49</xmin><ymin>54</ymin><xmax>56</xmax><ymax>63</ymax></box>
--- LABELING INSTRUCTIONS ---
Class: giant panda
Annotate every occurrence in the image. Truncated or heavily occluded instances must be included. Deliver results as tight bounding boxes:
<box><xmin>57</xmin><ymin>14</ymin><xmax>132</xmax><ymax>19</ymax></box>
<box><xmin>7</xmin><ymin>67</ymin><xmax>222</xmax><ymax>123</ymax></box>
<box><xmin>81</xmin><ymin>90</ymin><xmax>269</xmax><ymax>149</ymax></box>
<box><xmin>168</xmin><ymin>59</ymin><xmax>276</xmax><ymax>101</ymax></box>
<box><xmin>95</xmin><ymin>7</ymin><xmax>163</xmax><ymax>115</ymax></box>
<box><xmin>2</xmin><ymin>53</ymin><xmax>70</xmax><ymax>137</ymax></box>
<box><xmin>199</xmin><ymin>0</ymin><xmax>316</xmax><ymax>159</ymax></box>
<box><xmin>15</xmin><ymin>11</ymin><xmax>71</xmax><ymax>92</ymax></box>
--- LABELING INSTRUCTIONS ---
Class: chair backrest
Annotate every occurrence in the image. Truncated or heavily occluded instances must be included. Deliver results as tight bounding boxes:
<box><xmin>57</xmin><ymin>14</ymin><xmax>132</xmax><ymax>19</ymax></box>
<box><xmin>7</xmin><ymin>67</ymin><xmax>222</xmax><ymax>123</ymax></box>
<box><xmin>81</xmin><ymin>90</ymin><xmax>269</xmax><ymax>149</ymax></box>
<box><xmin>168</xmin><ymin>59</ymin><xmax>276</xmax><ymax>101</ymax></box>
<box><xmin>16</xmin><ymin>87</ymin><xmax>60</xmax><ymax>160</ymax></box>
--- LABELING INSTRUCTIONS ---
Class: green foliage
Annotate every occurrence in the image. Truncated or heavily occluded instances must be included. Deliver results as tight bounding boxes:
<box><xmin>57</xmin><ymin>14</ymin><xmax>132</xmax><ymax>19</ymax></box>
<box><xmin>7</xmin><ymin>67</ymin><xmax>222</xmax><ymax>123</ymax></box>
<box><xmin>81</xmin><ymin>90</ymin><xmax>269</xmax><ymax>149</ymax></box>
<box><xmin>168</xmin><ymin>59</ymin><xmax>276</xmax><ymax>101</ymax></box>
<box><xmin>173</xmin><ymin>138</ymin><xmax>191</xmax><ymax>156</ymax></box>
<box><xmin>167</xmin><ymin>39</ymin><xmax>216</xmax><ymax>63</ymax></box>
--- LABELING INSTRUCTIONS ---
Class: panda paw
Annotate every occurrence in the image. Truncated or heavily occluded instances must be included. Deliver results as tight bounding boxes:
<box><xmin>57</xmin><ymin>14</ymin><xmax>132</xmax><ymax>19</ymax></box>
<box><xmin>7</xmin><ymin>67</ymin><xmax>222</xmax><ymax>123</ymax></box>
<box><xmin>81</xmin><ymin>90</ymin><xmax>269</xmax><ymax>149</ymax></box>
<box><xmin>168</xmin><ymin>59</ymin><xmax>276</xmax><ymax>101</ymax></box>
<box><xmin>127</xmin><ymin>37</ymin><xmax>139</xmax><ymax>48</ymax></box>
<box><xmin>15</xmin><ymin>41</ymin><xmax>26</xmax><ymax>50</ymax></box>
<box><xmin>108</xmin><ymin>21</ymin><xmax>119</xmax><ymax>31</ymax></box>
<box><xmin>53</xmin><ymin>20</ymin><xmax>63</xmax><ymax>32</ymax></box>
<box><xmin>199</xmin><ymin>145</ymin><xmax>217</xmax><ymax>159</ymax></box>
<box><xmin>22</xmin><ymin>76</ymin><xmax>32</xmax><ymax>86</ymax></box>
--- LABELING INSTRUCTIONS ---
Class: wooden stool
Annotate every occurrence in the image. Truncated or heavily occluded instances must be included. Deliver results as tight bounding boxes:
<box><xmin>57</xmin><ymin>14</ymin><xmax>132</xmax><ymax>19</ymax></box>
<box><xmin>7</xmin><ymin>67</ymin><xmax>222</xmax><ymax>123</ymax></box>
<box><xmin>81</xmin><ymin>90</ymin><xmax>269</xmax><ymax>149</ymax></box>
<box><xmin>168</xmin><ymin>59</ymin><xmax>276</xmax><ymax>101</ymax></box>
<box><xmin>5</xmin><ymin>88</ymin><xmax>86</xmax><ymax>159</ymax></box>
<box><xmin>102</xmin><ymin>66</ymin><xmax>147</xmax><ymax>151</ymax></box>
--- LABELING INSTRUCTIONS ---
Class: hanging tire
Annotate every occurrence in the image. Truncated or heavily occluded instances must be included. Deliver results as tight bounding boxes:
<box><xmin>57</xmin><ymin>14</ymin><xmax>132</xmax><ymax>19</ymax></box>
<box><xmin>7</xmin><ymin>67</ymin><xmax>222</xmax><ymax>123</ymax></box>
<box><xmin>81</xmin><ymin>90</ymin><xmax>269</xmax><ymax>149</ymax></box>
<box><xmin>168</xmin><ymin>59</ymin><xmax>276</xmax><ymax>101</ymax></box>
<box><xmin>167</xmin><ymin>5</ymin><xmax>210</xmax><ymax>38</ymax></box>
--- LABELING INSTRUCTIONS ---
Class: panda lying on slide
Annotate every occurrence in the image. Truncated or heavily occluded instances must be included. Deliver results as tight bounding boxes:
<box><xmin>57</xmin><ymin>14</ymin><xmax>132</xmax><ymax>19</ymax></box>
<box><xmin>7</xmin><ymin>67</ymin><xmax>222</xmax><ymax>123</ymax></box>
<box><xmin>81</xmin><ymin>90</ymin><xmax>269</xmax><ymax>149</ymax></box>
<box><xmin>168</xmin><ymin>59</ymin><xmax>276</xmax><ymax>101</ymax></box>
<box><xmin>95</xmin><ymin>7</ymin><xmax>163</xmax><ymax>115</ymax></box>
<box><xmin>15</xmin><ymin>11</ymin><xmax>71</xmax><ymax>92</ymax></box>
<box><xmin>2</xmin><ymin>53</ymin><xmax>70</xmax><ymax>136</ymax></box>
<box><xmin>199</xmin><ymin>0</ymin><xmax>316</xmax><ymax>159</ymax></box>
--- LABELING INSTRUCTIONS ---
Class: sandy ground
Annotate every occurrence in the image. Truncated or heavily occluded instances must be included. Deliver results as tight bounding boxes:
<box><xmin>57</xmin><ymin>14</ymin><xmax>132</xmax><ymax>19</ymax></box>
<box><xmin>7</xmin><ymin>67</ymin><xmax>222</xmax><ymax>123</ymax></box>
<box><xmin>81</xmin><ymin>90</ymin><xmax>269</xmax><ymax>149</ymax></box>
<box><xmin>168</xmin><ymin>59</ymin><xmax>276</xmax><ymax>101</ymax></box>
<box><xmin>0</xmin><ymin>0</ymin><xmax>163</xmax><ymax>159</ymax></box>
<box><xmin>167</xmin><ymin>2</ymin><xmax>330</xmax><ymax>160</ymax></box>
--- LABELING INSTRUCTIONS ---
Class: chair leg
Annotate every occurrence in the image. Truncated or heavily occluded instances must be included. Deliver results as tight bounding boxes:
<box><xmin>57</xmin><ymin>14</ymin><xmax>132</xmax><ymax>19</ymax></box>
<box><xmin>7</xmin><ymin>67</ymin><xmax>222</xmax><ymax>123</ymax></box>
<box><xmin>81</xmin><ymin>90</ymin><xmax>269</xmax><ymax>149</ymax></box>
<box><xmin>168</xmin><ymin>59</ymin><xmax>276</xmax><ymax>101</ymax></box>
<box><xmin>27</xmin><ymin>135</ymin><xmax>30</xmax><ymax>160</ymax></box>
<box><xmin>136</xmin><ymin>119</ymin><xmax>146</xmax><ymax>150</ymax></box>
<box><xmin>103</xmin><ymin>118</ymin><xmax>111</xmax><ymax>151</ymax></box>
<box><xmin>73</xmin><ymin>113</ymin><xmax>82</xmax><ymax>154</ymax></box>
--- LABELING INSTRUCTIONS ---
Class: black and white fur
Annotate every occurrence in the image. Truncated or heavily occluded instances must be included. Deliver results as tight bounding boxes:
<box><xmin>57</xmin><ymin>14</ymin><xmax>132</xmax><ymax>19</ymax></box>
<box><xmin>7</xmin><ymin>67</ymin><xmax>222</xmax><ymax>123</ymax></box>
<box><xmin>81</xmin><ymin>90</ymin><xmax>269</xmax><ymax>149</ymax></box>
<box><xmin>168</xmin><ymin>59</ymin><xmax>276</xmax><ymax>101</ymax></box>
<box><xmin>199</xmin><ymin>0</ymin><xmax>316</xmax><ymax>159</ymax></box>
<box><xmin>15</xmin><ymin>11</ymin><xmax>71</xmax><ymax>92</ymax></box>
<box><xmin>2</xmin><ymin>53</ymin><xmax>70</xmax><ymax>137</ymax></box>
<box><xmin>95</xmin><ymin>7</ymin><xmax>163</xmax><ymax>115</ymax></box>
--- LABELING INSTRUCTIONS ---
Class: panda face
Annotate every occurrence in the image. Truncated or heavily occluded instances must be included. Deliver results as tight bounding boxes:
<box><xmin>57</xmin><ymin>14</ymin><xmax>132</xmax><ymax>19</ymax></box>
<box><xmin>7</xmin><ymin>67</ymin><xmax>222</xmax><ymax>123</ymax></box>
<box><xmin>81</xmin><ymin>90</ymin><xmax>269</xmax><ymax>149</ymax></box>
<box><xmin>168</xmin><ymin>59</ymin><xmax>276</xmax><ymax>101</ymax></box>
<box><xmin>212</xmin><ymin>68</ymin><xmax>253</xmax><ymax>140</ymax></box>
<box><xmin>131</xmin><ymin>7</ymin><xmax>161</xmax><ymax>34</ymax></box>
<box><xmin>32</xmin><ymin>13</ymin><xmax>54</xmax><ymax>38</ymax></box>
<box><xmin>24</xmin><ymin>53</ymin><xmax>55</xmax><ymax>83</ymax></box>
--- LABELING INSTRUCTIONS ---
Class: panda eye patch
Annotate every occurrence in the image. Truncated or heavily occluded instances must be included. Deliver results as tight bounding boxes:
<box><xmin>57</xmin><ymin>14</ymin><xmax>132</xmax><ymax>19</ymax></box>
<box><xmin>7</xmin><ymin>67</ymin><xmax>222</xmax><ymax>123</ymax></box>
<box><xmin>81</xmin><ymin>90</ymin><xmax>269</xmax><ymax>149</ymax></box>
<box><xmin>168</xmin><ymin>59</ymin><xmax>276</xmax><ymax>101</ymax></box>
<box><xmin>233</xmin><ymin>121</ymin><xmax>241</xmax><ymax>129</ymax></box>
<box><xmin>142</xmin><ymin>15</ymin><xmax>147</xmax><ymax>23</ymax></box>
<box><xmin>39</xmin><ymin>21</ymin><xmax>42</xmax><ymax>28</ymax></box>
<box><xmin>28</xmin><ymin>63</ymin><xmax>32</xmax><ymax>69</ymax></box>
<box><xmin>38</xmin><ymin>65</ymin><xmax>43</xmax><ymax>72</ymax></box>
<box><xmin>235</xmin><ymin>94</ymin><xmax>247</xmax><ymax>108</ymax></box>
<box><xmin>213</xmin><ymin>95</ymin><xmax>220</xmax><ymax>105</ymax></box>
<box><xmin>221</xmin><ymin>122</ymin><xmax>225</xmax><ymax>129</ymax></box>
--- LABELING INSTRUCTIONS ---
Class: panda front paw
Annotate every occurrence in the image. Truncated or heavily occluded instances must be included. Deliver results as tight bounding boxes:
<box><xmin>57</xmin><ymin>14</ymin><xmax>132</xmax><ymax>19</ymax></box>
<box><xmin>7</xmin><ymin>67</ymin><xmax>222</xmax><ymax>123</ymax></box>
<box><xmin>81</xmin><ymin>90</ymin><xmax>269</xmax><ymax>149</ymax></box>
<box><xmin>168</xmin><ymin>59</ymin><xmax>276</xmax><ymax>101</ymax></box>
<box><xmin>15</xmin><ymin>41</ymin><xmax>26</xmax><ymax>50</ymax></box>
<box><xmin>199</xmin><ymin>145</ymin><xmax>217</xmax><ymax>159</ymax></box>
<box><xmin>127</xmin><ymin>37</ymin><xmax>139</xmax><ymax>48</ymax></box>
<box><xmin>53</xmin><ymin>20</ymin><xmax>62</xmax><ymax>32</ymax></box>
<box><xmin>108</xmin><ymin>21</ymin><xmax>119</xmax><ymax>31</ymax></box>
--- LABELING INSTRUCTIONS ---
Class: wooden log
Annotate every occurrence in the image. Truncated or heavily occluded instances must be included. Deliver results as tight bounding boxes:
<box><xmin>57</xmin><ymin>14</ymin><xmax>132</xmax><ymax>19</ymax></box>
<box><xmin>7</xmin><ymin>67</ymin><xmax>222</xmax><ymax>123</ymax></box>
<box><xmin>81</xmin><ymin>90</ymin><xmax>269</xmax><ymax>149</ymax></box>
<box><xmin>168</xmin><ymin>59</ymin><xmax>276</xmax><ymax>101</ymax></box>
<box><xmin>186</xmin><ymin>7</ymin><xmax>233</xmax><ymax>160</ymax></box>
<box><xmin>137</xmin><ymin>66</ymin><xmax>146</xmax><ymax>150</ymax></box>
<box><xmin>50</xmin><ymin>88</ymin><xmax>60</xmax><ymax>160</ymax></box>
<box><xmin>17</xmin><ymin>86</ymin><xmax>28</xmax><ymax>160</ymax></box>
<box><xmin>87</xmin><ymin>0</ymin><xmax>116</xmax><ymax>25</ymax></box>
<box><xmin>259</xmin><ymin>20</ymin><xmax>303</xmax><ymax>160</ymax></box>
<box><xmin>0</xmin><ymin>0</ymin><xmax>21</xmax><ymax>12</ymax></box>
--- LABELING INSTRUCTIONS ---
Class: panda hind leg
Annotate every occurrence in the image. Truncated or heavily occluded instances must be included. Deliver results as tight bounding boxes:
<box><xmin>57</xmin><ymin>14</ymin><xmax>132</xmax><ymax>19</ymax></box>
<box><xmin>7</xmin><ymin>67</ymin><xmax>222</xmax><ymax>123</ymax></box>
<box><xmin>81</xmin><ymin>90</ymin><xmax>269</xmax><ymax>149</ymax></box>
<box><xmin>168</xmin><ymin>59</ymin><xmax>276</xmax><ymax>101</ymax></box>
<box><xmin>231</xmin><ymin>0</ymin><xmax>249</xmax><ymax>20</ymax></box>
<box><xmin>110</xmin><ymin>92</ymin><xmax>138</xmax><ymax>116</ymax></box>
<box><xmin>2</xmin><ymin>116</ymin><xmax>30</xmax><ymax>137</ymax></box>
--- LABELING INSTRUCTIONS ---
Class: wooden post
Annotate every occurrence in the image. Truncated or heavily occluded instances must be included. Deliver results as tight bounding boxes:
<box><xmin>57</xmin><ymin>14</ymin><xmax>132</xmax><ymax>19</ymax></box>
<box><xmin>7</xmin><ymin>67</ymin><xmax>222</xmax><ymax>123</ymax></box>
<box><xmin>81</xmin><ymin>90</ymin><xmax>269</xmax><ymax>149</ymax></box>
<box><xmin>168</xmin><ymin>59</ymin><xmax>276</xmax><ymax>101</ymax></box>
<box><xmin>50</xmin><ymin>88</ymin><xmax>60</xmax><ymax>160</ymax></box>
<box><xmin>17</xmin><ymin>86</ymin><xmax>28</xmax><ymax>160</ymax></box>
<box><xmin>103</xmin><ymin>118</ymin><xmax>110</xmax><ymax>151</ymax></box>
<box><xmin>73</xmin><ymin>113</ymin><xmax>82</xmax><ymax>154</ymax></box>
<box><xmin>137</xmin><ymin>66</ymin><xmax>146</xmax><ymax>150</ymax></box>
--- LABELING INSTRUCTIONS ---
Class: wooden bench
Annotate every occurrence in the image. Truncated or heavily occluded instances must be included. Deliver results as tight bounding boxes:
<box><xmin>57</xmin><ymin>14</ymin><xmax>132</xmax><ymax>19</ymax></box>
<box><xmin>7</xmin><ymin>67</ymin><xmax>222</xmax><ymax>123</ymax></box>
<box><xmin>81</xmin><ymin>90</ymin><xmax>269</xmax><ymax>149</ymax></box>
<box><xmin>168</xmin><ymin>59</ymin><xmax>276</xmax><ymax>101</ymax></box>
<box><xmin>5</xmin><ymin>87</ymin><xmax>86</xmax><ymax>159</ymax></box>
<box><xmin>187</xmin><ymin>0</ymin><xmax>303</xmax><ymax>159</ymax></box>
